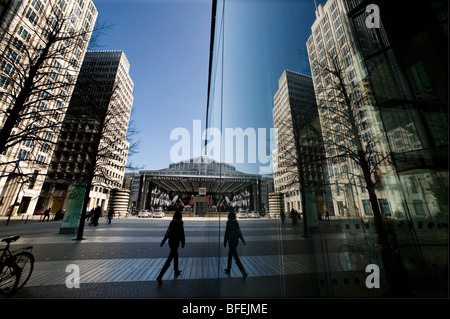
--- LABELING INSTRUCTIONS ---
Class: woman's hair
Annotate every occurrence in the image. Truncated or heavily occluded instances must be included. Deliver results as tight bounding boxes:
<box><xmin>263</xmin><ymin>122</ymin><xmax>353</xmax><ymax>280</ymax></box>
<box><xmin>228</xmin><ymin>212</ymin><xmax>236</xmax><ymax>220</ymax></box>
<box><xmin>173</xmin><ymin>210</ymin><xmax>182</xmax><ymax>221</ymax></box>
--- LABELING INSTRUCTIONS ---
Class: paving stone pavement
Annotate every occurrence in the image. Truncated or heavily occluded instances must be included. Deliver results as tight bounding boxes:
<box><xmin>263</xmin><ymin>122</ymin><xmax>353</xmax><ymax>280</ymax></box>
<box><xmin>0</xmin><ymin>216</ymin><xmax>388</xmax><ymax>301</ymax></box>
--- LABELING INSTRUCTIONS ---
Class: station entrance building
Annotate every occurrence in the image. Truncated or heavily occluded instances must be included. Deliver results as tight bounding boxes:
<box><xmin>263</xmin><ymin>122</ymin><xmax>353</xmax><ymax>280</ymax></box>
<box><xmin>131</xmin><ymin>157</ymin><xmax>268</xmax><ymax>216</ymax></box>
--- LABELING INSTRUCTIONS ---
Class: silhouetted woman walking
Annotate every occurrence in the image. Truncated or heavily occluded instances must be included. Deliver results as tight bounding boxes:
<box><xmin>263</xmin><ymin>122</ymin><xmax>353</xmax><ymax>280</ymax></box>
<box><xmin>224</xmin><ymin>211</ymin><xmax>248</xmax><ymax>281</ymax></box>
<box><xmin>157</xmin><ymin>206</ymin><xmax>185</xmax><ymax>285</ymax></box>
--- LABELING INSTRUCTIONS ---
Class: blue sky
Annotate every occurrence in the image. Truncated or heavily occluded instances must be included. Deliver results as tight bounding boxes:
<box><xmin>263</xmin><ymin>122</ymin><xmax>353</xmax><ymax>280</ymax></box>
<box><xmin>92</xmin><ymin>0</ymin><xmax>324</xmax><ymax>175</ymax></box>
<box><xmin>93</xmin><ymin>0</ymin><xmax>211</xmax><ymax>172</ymax></box>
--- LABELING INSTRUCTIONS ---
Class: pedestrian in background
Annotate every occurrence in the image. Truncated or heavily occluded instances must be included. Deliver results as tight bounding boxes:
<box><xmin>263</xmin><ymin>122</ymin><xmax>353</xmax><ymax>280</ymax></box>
<box><xmin>107</xmin><ymin>209</ymin><xmax>114</xmax><ymax>224</ymax></box>
<box><xmin>89</xmin><ymin>206</ymin><xmax>101</xmax><ymax>226</ymax></box>
<box><xmin>54</xmin><ymin>209</ymin><xmax>63</xmax><ymax>221</ymax></box>
<box><xmin>280</xmin><ymin>211</ymin><xmax>285</xmax><ymax>224</ymax></box>
<box><xmin>224</xmin><ymin>211</ymin><xmax>248</xmax><ymax>281</ymax></box>
<box><xmin>87</xmin><ymin>208</ymin><xmax>94</xmax><ymax>221</ymax></box>
<box><xmin>42</xmin><ymin>208</ymin><xmax>51</xmax><ymax>222</ymax></box>
<box><xmin>157</xmin><ymin>205</ymin><xmax>185</xmax><ymax>285</ymax></box>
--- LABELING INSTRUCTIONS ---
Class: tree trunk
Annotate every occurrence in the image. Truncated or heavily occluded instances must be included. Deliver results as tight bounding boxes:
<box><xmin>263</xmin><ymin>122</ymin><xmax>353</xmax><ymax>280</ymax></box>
<box><xmin>75</xmin><ymin>111</ymin><xmax>106</xmax><ymax>240</ymax></box>
<box><xmin>361</xmin><ymin>157</ymin><xmax>410</xmax><ymax>296</ymax></box>
<box><xmin>300</xmin><ymin>184</ymin><xmax>308</xmax><ymax>237</ymax></box>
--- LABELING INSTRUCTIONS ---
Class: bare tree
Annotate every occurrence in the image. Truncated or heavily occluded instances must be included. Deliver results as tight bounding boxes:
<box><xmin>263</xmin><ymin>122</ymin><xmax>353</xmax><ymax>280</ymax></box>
<box><xmin>123</xmin><ymin>111</ymin><xmax>142</xmax><ymax>172</ymax></box>
<box><xmin>40</xmin><ymin>69</ymin><xmax>135</xmax><ymax>238</ymax></box>
<box><xmin>0</xmin><ymin>0</ymin><xmax>107</xmax><ymax>166</ymax></box>
<box><xmin>314</xmin><ymin>50</ymin><xmax>410</xmax><ymax>295</ymax></box>
<box><xmin>78</xmin><ymin>87</ymin><xmax>132</xmax><ymax>240</ymax></box>
<box><xmin>0</xmin><ymin>1</ymin><xmax>98</xmax><ymax>218</ymax></box>
<box><xmin>315</xmin><ymin>52</ymin><xmax>394</xmax><ymax>215</ymax></box>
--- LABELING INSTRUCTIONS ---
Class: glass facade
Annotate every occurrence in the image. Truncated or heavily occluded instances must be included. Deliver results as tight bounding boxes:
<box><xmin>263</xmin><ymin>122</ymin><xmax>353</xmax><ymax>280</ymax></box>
<box><xmin>206</xmin><ymin>0</ymin><xmax>448</xmax><ymax>297</ymax></box>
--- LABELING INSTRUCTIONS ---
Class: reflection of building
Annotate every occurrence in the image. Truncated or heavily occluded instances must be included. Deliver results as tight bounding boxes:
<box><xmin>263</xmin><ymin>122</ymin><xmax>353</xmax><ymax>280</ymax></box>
<box><xmin>308</xmin><ymin>0</ymin><xmax>448</xmax><ymax>297</ymax></box>
<box><xmin>307</xmin><ymin>0</ymin><xmax>447</xmax><ymax>220</ymax></box>
<box><xmin>272</xmin><ymin>70</ymin><xmax>329</xmax><ymax>217</ymax></box>
<box><xmin>132</xmin><ymin>156</ymin><xmax>267</xmax><ymax>214</ymax></box>
<box><xmin>307</xmin><ymin>1</ymin><xmax>406</xmax><ymax>218</ymax></box>
<box><xmin>37</xmin><ymin>51</ymin><xmax>134</xmax><ymax>214</ymax></box>
<box><xmin>345</xmin><ymin>0</ymin><xmax>448</xmax><ymax>219</ymax></box>
<box><xmin>260</xmin><ymin>176</ymin><xmax>274</xmax><ymax>212</ymax></box>
<box><xmin>268</xmin><ymin>192</ymin><xmax>284</xmax><ymax>217</ymax></box>
<box><xmin>0</xmin><ymin>0</ymin><xmax>97</xmax><ymax>216</ymax></box>
<box><xmin>269</xmin><ymin>148</ymin><xmax>283</xmax><ymax>217</ymax></box>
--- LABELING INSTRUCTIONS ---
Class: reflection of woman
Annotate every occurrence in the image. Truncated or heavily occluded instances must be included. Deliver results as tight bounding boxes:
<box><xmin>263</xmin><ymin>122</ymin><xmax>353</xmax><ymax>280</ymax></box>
<box><xmin>290</xmin><ymin>208</ymin><xmax>297</xmax><ymax>225</ymax></box>
<box><xmin>156</xmin><ymin>206</ymin><xmax>185</xmax><ymax>285</ymax></box>
<box><xmin>224</xmin><ymin>212</ymin><xmax>248</xmax><ymax>281</ymax></box>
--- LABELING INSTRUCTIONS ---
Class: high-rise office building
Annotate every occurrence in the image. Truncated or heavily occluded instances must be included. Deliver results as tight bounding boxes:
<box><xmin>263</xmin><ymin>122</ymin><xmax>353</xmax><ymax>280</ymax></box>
<box><xmin>0</xmin><ymin>0</ymin><xmax>97</xmax><ymax>217</ymax></box>
<box><xmin>345</xmin><ymin>0</ymin><xmax>448</xmax><ymax>219</ymax></box>
<box><xmin>307</xmin><ymin>0</ymin><xmax>403</xmax><ymax>218</ymax></box>
<box><xmin>37</xmin><ymin>50</ymin><xmax>134</xmax><ymax>213</ymax></box>
<box><xmin>272</xmin><ymin>70</ymin><xmax>328</xmax><ymax>219</ymax></box>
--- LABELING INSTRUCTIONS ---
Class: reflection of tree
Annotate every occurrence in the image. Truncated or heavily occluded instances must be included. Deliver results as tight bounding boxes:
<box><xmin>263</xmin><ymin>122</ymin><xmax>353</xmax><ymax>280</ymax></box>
<box><xmin>314</xmin><ymin>50</ymin><xmax>410</xmax><ymax>295</ymax></box>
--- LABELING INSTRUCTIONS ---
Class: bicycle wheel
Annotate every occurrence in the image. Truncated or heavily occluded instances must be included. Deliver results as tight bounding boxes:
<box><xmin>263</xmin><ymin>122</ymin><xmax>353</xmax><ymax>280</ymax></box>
<box><xmin>0</xmin><ymin>261</ymin><xmax>20</xmax><ymax>296</ymax></box>
<box><xmin>13</xmin><ymin>252</ymin><xmax>34</xmax><ymax>289</ymax></box>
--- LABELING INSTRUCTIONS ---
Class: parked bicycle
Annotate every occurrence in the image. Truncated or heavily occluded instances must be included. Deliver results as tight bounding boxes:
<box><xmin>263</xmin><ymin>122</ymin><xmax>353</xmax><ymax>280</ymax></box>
<box><xmin>0</xmin><ymin>235</ymin><xmax>34</xmax><ymax>297</ymax></box>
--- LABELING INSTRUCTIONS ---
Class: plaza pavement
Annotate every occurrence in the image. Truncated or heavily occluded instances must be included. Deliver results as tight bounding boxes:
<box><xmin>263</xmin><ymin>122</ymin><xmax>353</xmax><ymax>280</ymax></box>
<box><xmin>0</xmin><ymin>215</ymin><xmax>385</xmax><ymax>300</ymax></box>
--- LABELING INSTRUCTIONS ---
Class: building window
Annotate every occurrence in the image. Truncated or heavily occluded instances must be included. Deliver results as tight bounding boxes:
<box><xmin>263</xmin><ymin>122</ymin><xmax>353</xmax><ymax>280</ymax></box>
<box><xmin>413</xmin><ymin>200</ymin><xmax>427</xmax><ymax>216</ymax></box>
<box><xmin>26</xmin><ymin>8</ymin><xmax>39</xmax><ymax>25</ymax></box>
<box><xmin>362</xmin><ymin>199</ymin><xmax>372</xmax><ymax>215</ymax></box>
<box><xmin>18</xmin><ymin>149</ymin><xmax>30</xmax><ymax>160</ymax></box>
<box><xmin>378</xmin><ymin>198</ymin><xmax>391</xmax><ymax>215</ymax></box>
<box><xmin>337</xmin><ymin>201</ymin><xmax>344</xmax><ymax>215</ymax></box>
<box><xmin>359</xmin><ymin>176</ymin><xmax>366</xmax><ymax>192</ymax></box>
<box><xmin>28</xmin><ymin>170</ymin><xmax>38</xmax><ymax>189</ymax></box>
<box><xmin>409</xmin><ymin>177</ymin><xmax>418</xmax><ymax>193</ymax></box>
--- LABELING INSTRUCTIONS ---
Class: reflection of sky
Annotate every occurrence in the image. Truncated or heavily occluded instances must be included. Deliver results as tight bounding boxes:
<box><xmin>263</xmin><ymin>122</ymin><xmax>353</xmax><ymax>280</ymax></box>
<box><xmin>92</xmin><ymin>0</ymin><xmax>326</xmax><ymax>175</ymax></box>
<box><xmin>209</xmin><ymin>0</ymin><xmax>321</xmax><ymax>175</ymax></box>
